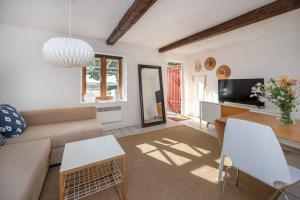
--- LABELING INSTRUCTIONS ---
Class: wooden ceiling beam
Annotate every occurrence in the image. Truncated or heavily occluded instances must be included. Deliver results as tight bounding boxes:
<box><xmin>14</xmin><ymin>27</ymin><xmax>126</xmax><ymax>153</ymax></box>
<box><xmin>158</xmin><ymin>0</ymin><xmax>300</xmax><ymax>53</ymax></box>
<box><xmin>106</xmin><ymin>0</ymin><xmax>157</xmax><ymax>45</ymax></box>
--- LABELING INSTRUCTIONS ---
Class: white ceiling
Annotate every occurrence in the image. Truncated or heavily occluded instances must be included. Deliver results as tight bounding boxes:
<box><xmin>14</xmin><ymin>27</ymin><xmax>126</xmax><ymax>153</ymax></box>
<box><xmin>0</xmin><ymin>0</ymin><xmax>135</xmax><ymax>39</ymax></box>
<box><xmin>1</xmin><ymin>0</ymin><xmax>299</xmax><ymax>55</ymax></box>
<box><xmin>121</xmin><ymin>0</ymin><xmax>274</xmax><ymax>47</ymax></box>
<box><xmin>171</xmin><ymin>9</ymin><xmax>300</xmax><ymax>55</ymax></box>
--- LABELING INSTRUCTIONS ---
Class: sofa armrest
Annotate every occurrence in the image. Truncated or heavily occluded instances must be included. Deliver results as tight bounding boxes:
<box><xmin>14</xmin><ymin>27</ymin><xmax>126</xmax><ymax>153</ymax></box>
<box><xmin>21</xmin><ymin>106</ymin><xmax>97</xmax><ymax>126</ymax></box>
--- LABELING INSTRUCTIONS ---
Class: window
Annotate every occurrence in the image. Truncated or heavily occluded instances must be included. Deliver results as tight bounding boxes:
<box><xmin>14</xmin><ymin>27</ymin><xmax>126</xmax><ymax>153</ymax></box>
<box><xmin>82</xmin><ymin>54</ymin><xmax>122</xmax><ymax>101</ymax></box>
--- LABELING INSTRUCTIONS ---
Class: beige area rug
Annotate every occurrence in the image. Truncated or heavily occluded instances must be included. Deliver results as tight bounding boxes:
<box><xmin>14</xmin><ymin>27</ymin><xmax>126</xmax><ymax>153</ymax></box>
<box><xmin>39</xmin><ymin>125</ymin><xmax>274</xmax><ymax>200</ymax></box>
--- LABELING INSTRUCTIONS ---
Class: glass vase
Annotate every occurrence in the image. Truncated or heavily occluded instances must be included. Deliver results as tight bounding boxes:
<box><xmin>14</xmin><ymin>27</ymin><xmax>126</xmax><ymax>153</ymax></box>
<box><xmin>279</xmin><ymin>109</ymin><xmax>295</xmax><ymax>126</ymax></box>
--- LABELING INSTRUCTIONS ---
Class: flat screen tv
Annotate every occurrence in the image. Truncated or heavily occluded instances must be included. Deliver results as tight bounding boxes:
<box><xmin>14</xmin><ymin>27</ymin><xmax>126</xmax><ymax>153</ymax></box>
<box><xmin>218</xmin><ymin>78</ymin><xmax>264</xmax><ymax>107</ymax></box>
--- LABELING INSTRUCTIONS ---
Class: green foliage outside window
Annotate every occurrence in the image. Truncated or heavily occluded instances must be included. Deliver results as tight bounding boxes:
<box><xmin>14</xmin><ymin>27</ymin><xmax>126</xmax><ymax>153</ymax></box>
<box><xmin>87</xmin><ymin>58</ymin><xmax>119</xmax><ymax>81</ymax></box>
<box><xmin>87</xmin><ymin>59</ymin><xmax>101</xmax><ymax>81</ymax></box>
<box><xmin>106</xmin><ymin>59</ymin><xmax>119</xmax><ymax>95</ymax></box>
<box><xmin>85</xmin><ymin>57</ymin><xmax>121</xmax><ymax>97</ymax></box>
<box><xmin>106</xmin><ymin>59</ymin><xmax>119</xmax><ymax>78</ymax></box>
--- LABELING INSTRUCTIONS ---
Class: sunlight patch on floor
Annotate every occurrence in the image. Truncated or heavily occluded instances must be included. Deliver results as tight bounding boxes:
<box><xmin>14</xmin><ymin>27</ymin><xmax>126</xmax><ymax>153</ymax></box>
<box><xmin>190</xmin><ymin>165</ymin><xmax>219</xmax><ymax>183</ymax></box>
<box><xmin>193</xmin><ymin>146</ymin><xmax>211</xmax><ymax>155</ymax></box>
<box><xmin>171</xmin><ymin>143</ymin><xmax>202</xmax><ymax>157</ymax></box>
<box><xmin>136</xmin><ymin>143</ymin><xmax>157</xmax><ymax>153</ymax></box>
<box><xmin>154</xmin><ymin>140</ymin><xmax>173</xmax><ymax>146</ymax></box>
<box><xmin>163</xmin><ymin>138</ymin><xmax>178</xmax><ymax>144</ymax></box>
<box><xmin>215</xmin><ymin>157</ymin><xmax>232</xmax><ymax>166</ymax></box>
<box><xmin>163</xmin><ymin>150</ymin><xmax>191</xmax><ymax>166</ymax></box>
<box><xmin>147</xmin><ymin>150</ymin><xmax>172</xmax><ymax>165</ymax></box>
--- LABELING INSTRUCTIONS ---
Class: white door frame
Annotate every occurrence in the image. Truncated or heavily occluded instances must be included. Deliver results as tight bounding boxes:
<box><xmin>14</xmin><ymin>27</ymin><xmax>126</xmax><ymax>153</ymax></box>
<box><xmin>192</xmin><ymin>75</ymin><xmax>207</xmax><ymax>117</ymax></box>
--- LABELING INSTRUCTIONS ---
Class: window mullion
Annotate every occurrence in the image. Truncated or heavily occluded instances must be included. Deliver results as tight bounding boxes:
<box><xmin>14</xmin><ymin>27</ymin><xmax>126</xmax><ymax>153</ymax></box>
<box><xmin>82</xmin><ymin>67</ymin><xmax>87</xmax><ymax>101</ymax></box>
<box><xmin>101</xmin><ymin>57</ymin><xmax>106</xmax><ymax>98</ymax></box>
<box><xmin>118</xmin><ymin>59</ymin><xmax>122</xmax><ymax>99</ymax></box>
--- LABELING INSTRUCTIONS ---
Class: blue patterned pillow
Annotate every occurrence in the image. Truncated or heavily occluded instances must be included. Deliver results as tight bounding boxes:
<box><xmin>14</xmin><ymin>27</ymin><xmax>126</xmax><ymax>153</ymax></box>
<box><xmin>0</xmin><ymin>133</ymin><xmax>5</xmax><ymax>145</ymax></box>
<box><xmin>0</xmin><ymin>104</ymin><xmax>27</xmax><ymax>137</ymax></box>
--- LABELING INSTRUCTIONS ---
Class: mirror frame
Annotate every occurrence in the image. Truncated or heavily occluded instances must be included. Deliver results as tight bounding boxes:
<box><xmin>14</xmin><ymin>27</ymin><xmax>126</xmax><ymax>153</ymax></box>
<box><xmin>138</xmin><ymin>64</ymin><xmax>166</xmax><ymax>128</ymax></box>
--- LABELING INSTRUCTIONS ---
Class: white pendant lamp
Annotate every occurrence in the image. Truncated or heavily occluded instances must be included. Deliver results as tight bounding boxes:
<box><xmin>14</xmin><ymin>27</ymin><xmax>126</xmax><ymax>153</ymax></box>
<box><xmin>42</xmin><ymin>0</ymin><xmax>94</xmax><ymax>67</ymax></box>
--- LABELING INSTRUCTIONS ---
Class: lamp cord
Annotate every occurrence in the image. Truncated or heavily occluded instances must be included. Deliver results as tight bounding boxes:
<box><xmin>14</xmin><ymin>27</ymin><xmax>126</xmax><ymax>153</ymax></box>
<box><xmin>68</xmin><ymin>0</ymin><xmax>72</xmax><ymax>37</ymax></box>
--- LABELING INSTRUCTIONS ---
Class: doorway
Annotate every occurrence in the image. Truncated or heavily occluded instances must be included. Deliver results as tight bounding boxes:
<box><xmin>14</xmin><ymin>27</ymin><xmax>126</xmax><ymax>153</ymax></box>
<box><xmin>167</xmin><ymin>62</ymin><xmax>181</xmax><ymax>114</ymax></box>
<box><xmin>166</xmin><ymin>62</ymin><xmax>189</xmax><ymax>122</ymax></box>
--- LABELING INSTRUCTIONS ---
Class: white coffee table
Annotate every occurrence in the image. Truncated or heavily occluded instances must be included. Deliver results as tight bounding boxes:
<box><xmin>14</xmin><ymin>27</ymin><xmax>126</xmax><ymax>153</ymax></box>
<box><xmin>59</xmin><ymin>135</ymin><xmax>126</xmax><ymax>200</ymax></box>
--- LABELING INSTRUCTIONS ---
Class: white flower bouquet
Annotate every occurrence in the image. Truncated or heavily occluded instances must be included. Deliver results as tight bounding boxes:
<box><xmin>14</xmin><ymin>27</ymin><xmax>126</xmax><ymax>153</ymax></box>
<box><xmin>251</xmin><ymin>76</ymin><xmax>300</xmax><ymax>126</ymax></box>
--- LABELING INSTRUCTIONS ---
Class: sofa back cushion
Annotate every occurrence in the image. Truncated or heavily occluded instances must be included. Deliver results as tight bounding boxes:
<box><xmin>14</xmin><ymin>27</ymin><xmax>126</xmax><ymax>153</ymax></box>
<box><xmin>0</xmin><ymin>104</ymin><xmax>27</xmax><ymax>137</ymax></box>
<box><xmin>20</xmin><ymin>106</ymin><xmax>97</xmax><ymax>126</ymax></box>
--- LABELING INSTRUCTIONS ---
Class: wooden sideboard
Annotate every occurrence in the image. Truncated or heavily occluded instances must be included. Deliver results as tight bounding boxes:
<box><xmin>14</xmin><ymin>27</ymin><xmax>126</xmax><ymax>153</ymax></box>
<box><xmin>200</xmin><ymin>101</ymin><xmax>250</xmax><ymax>126</ymax></box>
<box><xmin>220</xmin><ymin>105</ymin><xmax>249</xmax><ymax>117</ymax></box>
<box><xmin>215</xmin><ymin>111</ymin><xmax>300</xmax><ymax>146</ymax></box>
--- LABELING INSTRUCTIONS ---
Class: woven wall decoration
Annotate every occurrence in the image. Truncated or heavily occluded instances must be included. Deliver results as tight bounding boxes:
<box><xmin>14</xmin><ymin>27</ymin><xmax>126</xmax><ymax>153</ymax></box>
<box><xmin>216</xmin><ymin>65</ymin><xmax>231</xmax><ymax>79</ymax></box>
<box><xmin>204</xmin><ymin>57</ymin><xmax>216</xmax><ymax>70</ymax></box>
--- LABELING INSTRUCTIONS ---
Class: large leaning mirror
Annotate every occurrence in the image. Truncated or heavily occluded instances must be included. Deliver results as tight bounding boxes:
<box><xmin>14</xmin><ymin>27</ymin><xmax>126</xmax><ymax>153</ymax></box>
<box><xmin>138</xmin><ymin>65</ymin><xmax>166</xmax><ymax>127</ymax></box>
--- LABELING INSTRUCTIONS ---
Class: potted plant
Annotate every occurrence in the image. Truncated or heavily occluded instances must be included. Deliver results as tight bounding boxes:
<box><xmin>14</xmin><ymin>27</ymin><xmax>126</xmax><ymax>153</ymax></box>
<box><xmin>250</xmin><ymin>76</ymin><xmax>300</xmax><ymax>126</ymax></box>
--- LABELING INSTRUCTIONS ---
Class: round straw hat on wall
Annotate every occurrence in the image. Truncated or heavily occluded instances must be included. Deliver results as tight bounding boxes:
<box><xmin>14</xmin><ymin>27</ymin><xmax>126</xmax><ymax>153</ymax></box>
<box><xmin>195</xmin><ymin>63</ymin><xmax>202</xmax><ymax>73</ymax></box>
<box><xmin>216</xmin><ymin>65</ymin><xmax>231</xmax><ymax>79</ymax></box>
<box><xmin>204</xmin><ymin>57</ymin><xmax>216</xmax><ymax>70</ymax></box>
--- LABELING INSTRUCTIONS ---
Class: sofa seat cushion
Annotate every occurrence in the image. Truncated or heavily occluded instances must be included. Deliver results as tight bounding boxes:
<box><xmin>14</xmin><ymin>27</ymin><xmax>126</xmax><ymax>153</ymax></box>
<box><xmin>0</xmin><ymin>139</ymin><xmax>51</xmax><ymax>200</ymax></box>
<box><xmin>6</xmin><ymin>119</ymin><xmax>104</xmax><ymax>149</ymax></box>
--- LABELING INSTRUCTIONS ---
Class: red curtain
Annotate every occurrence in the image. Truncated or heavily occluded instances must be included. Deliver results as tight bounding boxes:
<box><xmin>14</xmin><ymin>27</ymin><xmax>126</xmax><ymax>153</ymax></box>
<box><xmin>167</xmin><ymin>65</ymin><xmax>181</xmax><ymax>113</ymax></box>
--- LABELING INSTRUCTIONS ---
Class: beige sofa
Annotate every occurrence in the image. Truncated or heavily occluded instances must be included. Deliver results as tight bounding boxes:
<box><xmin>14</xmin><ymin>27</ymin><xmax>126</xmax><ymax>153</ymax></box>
<box><xmin>0</xmin><ymin>106</ymin><xmax>104</xmax><ymax>200</ymax></box>
<box><xmin>0</xmin><ymin>139</ymin><xmax>51</xmax><ymax>200</ymax></box>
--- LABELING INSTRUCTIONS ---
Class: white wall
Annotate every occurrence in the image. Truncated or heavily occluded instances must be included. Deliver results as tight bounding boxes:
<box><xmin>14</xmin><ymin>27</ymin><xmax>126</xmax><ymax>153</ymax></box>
<box><xmin>4</xmin><ymin>19</ymin><xmax>298</xmax><ymax>127</ymax></box>
<box><xmin>0</xmin><ymin>24</ymin><xmax>170</xmax><ymax>128</ymax></box>
<box><xmin>188</xmin><ymin>27</ymin><xmax>300</xmax><ymax>119</ymax></box>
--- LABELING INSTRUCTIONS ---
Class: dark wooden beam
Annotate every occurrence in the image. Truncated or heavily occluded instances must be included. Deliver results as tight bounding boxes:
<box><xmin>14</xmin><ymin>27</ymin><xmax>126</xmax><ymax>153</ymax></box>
<box><xmin>158</xmin><ymin>0</ymin><xmax>300</xmax><ymax>53</ymax></box>
<box><xmin>106</xmin><ymin>0</ymin><xmax>157</xmax><ymax>45</ymax></box>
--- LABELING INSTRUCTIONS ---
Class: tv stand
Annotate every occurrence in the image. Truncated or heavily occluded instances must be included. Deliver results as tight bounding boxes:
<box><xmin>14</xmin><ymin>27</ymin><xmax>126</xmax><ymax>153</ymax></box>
<box><xmin>220</xmin><ymin>104</ymin><xmax>249</xmax><ymax>116</ymax></box>
<box><xmin>199</xmin><ymin>101</ymin><xmax>280</xmax><ymax>127</ymax></box>
<box><xmin>200</xmin><ymin>101</ymin><xmax>300</xmax><ymax>151</ymax></box>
